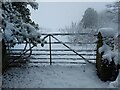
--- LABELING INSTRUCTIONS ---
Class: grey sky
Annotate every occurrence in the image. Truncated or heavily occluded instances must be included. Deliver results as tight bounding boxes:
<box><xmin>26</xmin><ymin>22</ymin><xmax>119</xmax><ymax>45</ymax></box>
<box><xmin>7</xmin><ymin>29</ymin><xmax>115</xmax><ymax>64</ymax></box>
<box><xmin>30</xmin><ymin>2</ymin><xmax>111</xmax><ymax>32</ymax></box>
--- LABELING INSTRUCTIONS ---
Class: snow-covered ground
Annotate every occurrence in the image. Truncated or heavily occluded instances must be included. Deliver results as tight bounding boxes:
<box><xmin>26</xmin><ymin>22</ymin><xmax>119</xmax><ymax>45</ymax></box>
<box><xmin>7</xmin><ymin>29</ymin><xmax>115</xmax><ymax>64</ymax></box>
<box><xmin>2</xmin><ymin>63</ymin><xmax>110</xmax><ymax>88</ymax></box>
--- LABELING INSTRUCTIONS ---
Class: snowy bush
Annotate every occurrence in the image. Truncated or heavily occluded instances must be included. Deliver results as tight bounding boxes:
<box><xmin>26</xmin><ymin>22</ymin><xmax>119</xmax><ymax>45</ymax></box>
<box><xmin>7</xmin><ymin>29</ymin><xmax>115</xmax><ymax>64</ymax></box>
<box><xmin>98</xmin><ymin>28</ymin><xmax>118</xmax><ymax>65</ymax></box>
<box><xmin>1</xmin><ymin>1</ymin><xmax>47</xmax><ymax>71</ymax></box>
<box><xmin>1</xmin><ymin>1</ymin><xmax>47</xmax><ymax>48</ymax></box>
<box><xmin>97</xmin><ymin>28</ymin><xmax>119</xmax><ymax>81</ymax></box>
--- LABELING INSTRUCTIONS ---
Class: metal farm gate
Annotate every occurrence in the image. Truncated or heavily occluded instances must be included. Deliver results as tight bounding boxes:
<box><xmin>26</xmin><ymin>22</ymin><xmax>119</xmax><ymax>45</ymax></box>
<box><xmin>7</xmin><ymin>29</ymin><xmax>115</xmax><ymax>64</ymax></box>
<box><xmin>8</xmin><ymin>33</ymin><xmax>97</xmax><ymax>66</ymax></box>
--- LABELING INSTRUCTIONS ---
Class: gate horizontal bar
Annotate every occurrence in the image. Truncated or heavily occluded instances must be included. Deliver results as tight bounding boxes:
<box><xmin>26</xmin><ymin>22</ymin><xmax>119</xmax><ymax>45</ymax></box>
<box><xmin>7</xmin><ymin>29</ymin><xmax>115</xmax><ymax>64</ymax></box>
<box><xmin>8</xmin><ymin>42</ymin><xmax>96</xmax><ymax>44</ymax></box>
<box><xmin>30</xmin><ymin>57</ymin><xmax>95</xmax><ymax>60</ymax></box>
<box><xmin>41</xmin><ymin>33</ymin><xmax>97</xmax><ymax>36</ymax></box>
<box><xmin>10</xmin><ymin>49</ymin><xmax>96</xmax><ymax>52</ymax></box>
<box><xmin>10</xmin><ymin>53</ymin><xmax>96</xmax><ymax>56</ymax></box>
<box><xmin>30</xmin><ymin>61</ymin><xmax>87</xmax><ymax>64</ymax></box>
<box><xmin>42</xmin><ymin>42</ymin><xmax>96</xmax><ymax>44</ymax></box>
<box><xmin>10</xmin><ymin>61</ymin><xmax>87</xmax><ymax>64</ymax></box>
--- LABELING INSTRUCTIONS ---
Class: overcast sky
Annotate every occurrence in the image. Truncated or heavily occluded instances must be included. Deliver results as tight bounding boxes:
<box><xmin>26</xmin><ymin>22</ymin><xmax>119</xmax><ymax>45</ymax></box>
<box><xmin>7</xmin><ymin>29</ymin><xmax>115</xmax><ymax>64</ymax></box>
<box><xmin>29</xmin><ymin>2</ymin><xmax>112</xmax><ymax>32</ymax></box>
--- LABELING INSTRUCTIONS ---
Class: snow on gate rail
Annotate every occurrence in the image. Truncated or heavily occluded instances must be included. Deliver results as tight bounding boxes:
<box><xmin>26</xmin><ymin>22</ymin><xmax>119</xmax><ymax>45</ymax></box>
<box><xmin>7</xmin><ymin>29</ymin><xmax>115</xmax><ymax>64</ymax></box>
<box><xmin>9</xmin><ymin>33</ymin><xmax>97</xmax><ymax>65</ymax></box>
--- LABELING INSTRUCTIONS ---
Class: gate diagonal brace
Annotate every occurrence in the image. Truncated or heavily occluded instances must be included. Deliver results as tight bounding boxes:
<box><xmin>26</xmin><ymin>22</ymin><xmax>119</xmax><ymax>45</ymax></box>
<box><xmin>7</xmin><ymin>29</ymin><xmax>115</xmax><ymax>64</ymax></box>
<box><xmin>50</xmin><ymin>34</ymin><xmax>95</xmax><ymax>65</ymax></box>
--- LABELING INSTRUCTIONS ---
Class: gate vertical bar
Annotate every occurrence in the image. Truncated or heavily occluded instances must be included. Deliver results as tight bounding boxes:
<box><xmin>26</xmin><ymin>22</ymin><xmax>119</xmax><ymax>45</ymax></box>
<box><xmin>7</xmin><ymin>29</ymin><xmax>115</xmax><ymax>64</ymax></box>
<box><xmin>49</xmin><ymin>35</ymin><xmax>52</xmax><ymax>65</ymax></box>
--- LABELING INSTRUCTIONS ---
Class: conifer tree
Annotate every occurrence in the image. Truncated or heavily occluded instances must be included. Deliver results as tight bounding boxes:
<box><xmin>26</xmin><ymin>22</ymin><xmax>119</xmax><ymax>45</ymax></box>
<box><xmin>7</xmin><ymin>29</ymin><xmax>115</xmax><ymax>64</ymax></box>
<box><xmin>81</xmin><ymin>8</ymin><xmax>98</xmax><ymax>29</ymax></box>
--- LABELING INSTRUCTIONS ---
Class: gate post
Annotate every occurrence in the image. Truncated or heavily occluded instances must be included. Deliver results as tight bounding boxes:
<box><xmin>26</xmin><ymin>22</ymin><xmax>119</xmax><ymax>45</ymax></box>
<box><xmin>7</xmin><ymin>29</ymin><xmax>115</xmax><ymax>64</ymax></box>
<box><xmin>96</xmin><ymin>32</ymin><xmax>103</xmax><ymax>79</ymax></box>
<box><xmin>49</xmin><ymin>35</ymin><xmax>52</xmax><ymax>65</ymax></box>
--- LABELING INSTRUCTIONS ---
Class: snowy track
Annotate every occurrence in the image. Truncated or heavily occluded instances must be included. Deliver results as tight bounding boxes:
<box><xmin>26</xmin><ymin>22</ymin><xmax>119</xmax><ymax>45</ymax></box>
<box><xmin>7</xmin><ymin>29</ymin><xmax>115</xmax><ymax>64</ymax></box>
<box><xmin>2</xmin><ymin>64</ymin><xmax>109</xmax><ymax>88</ymax></box>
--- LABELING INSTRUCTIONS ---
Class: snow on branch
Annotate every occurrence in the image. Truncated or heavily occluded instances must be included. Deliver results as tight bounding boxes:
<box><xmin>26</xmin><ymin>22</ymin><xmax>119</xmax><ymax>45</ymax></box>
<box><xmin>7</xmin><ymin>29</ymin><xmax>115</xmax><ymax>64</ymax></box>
<box><xmin>2</xmin><ymin>1</ymin><xmax>44</xmax><ymax>47</ymax></box>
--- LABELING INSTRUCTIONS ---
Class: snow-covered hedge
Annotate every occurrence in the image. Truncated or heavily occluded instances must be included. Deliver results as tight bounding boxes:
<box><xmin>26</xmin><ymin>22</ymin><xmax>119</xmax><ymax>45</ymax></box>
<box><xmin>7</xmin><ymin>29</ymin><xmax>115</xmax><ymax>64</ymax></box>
<box><xmin>98</xmin><ymin>28</ymin><xmax>119</xmax><ymax>65</ymax></box>
<box><xmin>96</xmin><ymin>27</ymin><xmax>119</xmax><ymax>81</ymax></box>
<box><xmin>100</xmin><ymin>28</ymin><xmax>120</xmax><ymax>88</ymax></box>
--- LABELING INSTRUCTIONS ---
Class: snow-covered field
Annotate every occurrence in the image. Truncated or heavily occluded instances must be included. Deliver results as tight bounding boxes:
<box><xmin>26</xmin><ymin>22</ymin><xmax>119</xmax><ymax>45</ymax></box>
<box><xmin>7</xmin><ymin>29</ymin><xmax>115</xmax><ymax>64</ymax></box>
<box><xmin>2</xmin><ymin>63</ymin><xmax>111</xmax><ymax>88</ymax></box>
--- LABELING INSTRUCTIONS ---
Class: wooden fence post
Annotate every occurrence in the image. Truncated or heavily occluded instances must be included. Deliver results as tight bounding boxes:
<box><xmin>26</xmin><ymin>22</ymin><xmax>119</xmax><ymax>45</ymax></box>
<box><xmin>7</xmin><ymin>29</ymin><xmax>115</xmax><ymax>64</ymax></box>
<box><xmin>96</xmin><ymin>32</ymin><xmax>103</xmax><ymax>77</ymax></box>
<box><xmin>0</xmin><ymin>40</ymin><xmax>2</xmax><ymax>74</ymax></box>
<box><xmin>49</xmin><ymin>35</ymin><xmax>52</xmax><ymax>65</ymax></box>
